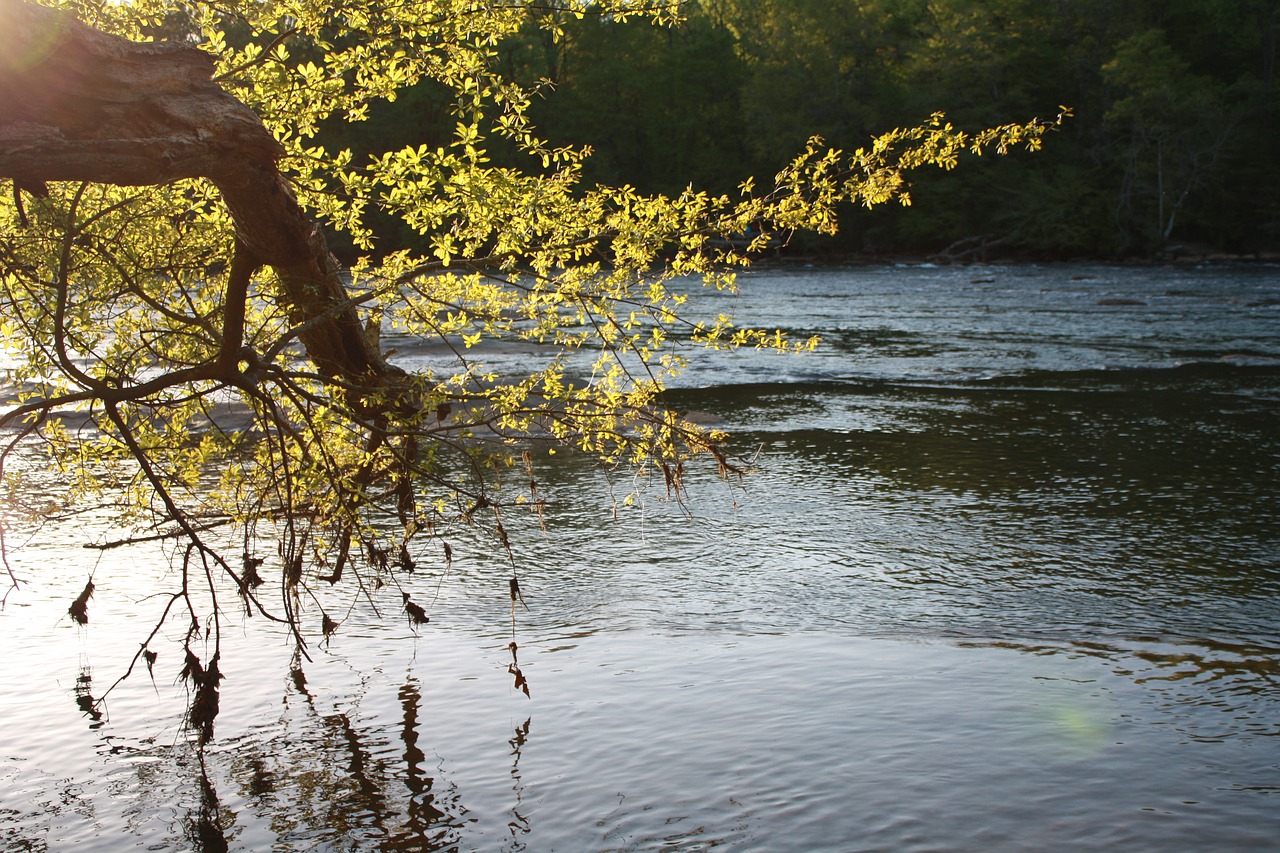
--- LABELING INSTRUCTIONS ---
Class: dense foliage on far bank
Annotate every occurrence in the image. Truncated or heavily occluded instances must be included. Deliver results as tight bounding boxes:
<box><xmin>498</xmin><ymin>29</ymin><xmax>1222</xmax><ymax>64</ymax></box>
<box><xmin>332</xmin><ymin>0</ymin><xmax>1279</xmax><ymax>260</ymax></box>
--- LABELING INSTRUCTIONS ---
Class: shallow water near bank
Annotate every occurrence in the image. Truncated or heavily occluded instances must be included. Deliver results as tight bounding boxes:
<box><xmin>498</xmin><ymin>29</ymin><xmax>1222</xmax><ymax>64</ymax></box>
<box><xmin>2</xmin><ymin>262</ymin><xmax>1279</xmax><ymax>851</ymax></box>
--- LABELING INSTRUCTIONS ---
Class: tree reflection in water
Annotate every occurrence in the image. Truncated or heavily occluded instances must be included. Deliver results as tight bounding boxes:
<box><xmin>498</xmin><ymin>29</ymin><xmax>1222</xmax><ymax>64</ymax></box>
<box><xmin>389</xmin><ymin>678</ymin><xmax>455</xmax><ymax>850</ymax></box>
<box><xmin>72</xmin><ymin>663</ymin><xmax>104</xmax><ymax>728</ymax></box>
<box><xmin>179</xmin><ymin>652</ymin><xmax>472</xmax><ymax>850</ymax></box>
<box><xmin>507</xmin><ymin>718</ymin><xmax>532</xmax><ymax>851</ymax></box>
<box><xmin>43</xmin><ymin>635</ymin><xmax>535</xmax><ymax>845</ymax></box>
<box><xmin>187</xmin><ymin>754</ymin><xmax>229</xmax><ymax>853</ymax></box>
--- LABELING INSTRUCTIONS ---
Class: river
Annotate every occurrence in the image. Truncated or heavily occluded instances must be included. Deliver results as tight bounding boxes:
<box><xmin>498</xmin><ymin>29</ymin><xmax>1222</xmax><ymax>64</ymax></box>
<box><xmin>1</xmin><ymin>262</ymin><xmax>1278</xmax><ymax>851</ymax></box>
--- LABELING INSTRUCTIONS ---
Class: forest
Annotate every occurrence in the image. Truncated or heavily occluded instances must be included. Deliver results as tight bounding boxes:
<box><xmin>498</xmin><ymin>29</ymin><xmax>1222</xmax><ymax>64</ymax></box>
<box><xmin>325</xmin><ymin>0</ymin><xmax>1280</xmax><ymax>261</ymax></box>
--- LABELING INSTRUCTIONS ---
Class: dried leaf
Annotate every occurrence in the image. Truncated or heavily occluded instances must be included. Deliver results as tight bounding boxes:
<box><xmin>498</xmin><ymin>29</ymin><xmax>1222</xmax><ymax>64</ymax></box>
<box><xmin>395</xmin><ymin>440</ymin><xmax>416</xmax><ymax>524</ymax></box>
<box><xmin>284</xmin><ymin>556</ymin><xmax>303</xmax><ymax>587</ymax></box>
<box><xmin>402</xmin><ymin>593</ymin><xmax>429</xmax><ymax>626</ymax></box>
<box><xmin>179</xmin><ymin>649</ymin><xmax>205</xmax><ymax>684</ymax></box>
<box><xmin>68</xmin><ymin>577</ymin><xmax>94</xmax><ymax>625</ymax></box>
<box><xmin>508</xmin><ymin>662</ymin><xmax>530</xmax><ymax>698</ymax></box>
<box><xmin>398</xmin><ymin>543</ymin><xmax>415</xmax><ymax>572</ymax></box>
<box><xmin>507</xmin><ymin>641</ymin><xmax>529</xmax><ymax>697</ymax></box>
<box><xmin>187</xmin><ymin>654</ymin><xmax>224</xmax><ymax>745</ymax></box>
<box><xmin>509</xmin><ymin>577</ymin><xmax>528</xmax><ymax>610</ymax></box>
<box><xmin>242</xmin><ymin>554</ymin><xmax>265</xmax><ymax>587</ymax></box>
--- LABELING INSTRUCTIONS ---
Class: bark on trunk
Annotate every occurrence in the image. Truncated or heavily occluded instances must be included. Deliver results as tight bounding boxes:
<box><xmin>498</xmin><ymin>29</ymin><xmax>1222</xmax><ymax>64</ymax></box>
<box><xmin>0</xmin><ymin>0</ymin><xmax>401</xmax><ymax>390</ymax></box>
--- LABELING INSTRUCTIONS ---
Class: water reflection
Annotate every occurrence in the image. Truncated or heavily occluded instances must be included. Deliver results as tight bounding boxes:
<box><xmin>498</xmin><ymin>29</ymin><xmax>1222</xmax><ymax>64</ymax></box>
<box><xmin>187</xmin><ymin>754</ymin><xmax>229</xmax><ymax>853</ymax></box>
<box><xmin>389</xmin><ymin>678</ymin><xmax>458</xmax><ymax>851</ymax></box>
<box><xmin>73</xmin><ymin>664</ymin><xmax>104</xmax><ymax>727</ymax></box>
<box><xmin>507</xmin><ymin>718</ymin><xmax>531</xmax><ymax>852</ymax></box>
<box><xmin>216</xmin><ymin>655</ymin><xmax>473</xmax><ymax>850</ymax></box>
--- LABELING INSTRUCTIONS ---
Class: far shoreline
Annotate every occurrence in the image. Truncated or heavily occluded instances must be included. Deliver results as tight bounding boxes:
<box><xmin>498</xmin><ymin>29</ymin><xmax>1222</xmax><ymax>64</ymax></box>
<box><xmin>743</xmin><ymin>248</ymin><xmax>1280</xmax><ymax>269</ymax></box>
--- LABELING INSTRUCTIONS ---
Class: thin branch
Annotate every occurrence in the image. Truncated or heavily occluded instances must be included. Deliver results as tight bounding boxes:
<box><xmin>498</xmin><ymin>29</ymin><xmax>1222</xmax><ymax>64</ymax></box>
<box><xmin>85</xmin><ymin>518</ymin><xmax>234</xmax><ymax>550</ymax></box>
<box><xmin>213</xmin><ymin>26</ymin><xmax>300</xmax><ymax>83</ymax></box>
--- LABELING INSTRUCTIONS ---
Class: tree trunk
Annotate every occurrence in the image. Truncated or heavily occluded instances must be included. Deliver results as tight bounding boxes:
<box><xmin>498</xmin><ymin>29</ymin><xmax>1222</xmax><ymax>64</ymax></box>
<box><xmin>0</xmin><ymin>0</ymin><xmax>401</xmax><ymax>390</ymax></box>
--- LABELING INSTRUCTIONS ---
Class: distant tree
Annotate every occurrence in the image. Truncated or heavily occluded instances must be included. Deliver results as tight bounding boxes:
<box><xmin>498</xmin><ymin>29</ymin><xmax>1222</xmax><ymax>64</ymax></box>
<box><xmin>308</xmin><ymin>0</ymin><xmax>1280</xmax><ymax>258</ymax></box>
<box><xmin>706</xmin><ymin>0</ymin><xmax>924</xmax><ymax>171</ymax></box>
<box><xmin>521</xmin><ymin>4</ymin><xmax>750</xmax><ymax>196</ymax></box>
<box><xmin>0</xmin><ymin>0</ymin><xmax>1055</xmax><ymax>738</ymax></box>
<box><xmin>1102</xmin><ymin>28</ymin><xmax>1245</xmax><ymax>251</ymax></box>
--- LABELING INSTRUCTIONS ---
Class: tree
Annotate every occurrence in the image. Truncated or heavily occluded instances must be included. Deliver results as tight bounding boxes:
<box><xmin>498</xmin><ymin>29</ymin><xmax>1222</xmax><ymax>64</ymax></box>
<box><xmin>517</xmin><ymin>3</ymin><xmax>751</xmax><ymax>197</ymax></box>
<box><xmin>1102</xmin><ymin>28</ymin><xmax>1244</xmax><ymax>251</ymax></box>
<box><xmin>706</xmin><ymin>0</ymin><xmax>926</xmax><ymax>174</ymax></box>
<box><xmin>0</xmin><ymin>0</ymin><xmax>1057</xmax><ymax>740</ymax></box>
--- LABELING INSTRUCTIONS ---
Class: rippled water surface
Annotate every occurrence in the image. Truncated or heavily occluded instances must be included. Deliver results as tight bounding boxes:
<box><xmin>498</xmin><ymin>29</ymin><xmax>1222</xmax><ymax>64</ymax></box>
<box><xmin>2</xmin><ymin>263</ymin><xmax>1279</xmax><ymax>851</ymax></box>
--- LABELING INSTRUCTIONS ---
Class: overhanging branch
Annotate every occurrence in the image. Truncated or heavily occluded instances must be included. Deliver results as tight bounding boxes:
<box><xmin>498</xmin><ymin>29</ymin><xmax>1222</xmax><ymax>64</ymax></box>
<box><xmin>0</xmin><ymin>0</ymin><xmax>404</xmax><ymax>394</ymax></box>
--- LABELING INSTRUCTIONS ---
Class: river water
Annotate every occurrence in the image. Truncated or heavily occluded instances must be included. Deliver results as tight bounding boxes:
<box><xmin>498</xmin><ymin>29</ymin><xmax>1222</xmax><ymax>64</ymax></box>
<box><xmin>1</xmin><ymin>263</ymin><xmax>1278</xmax><ymax>851</ymax></box>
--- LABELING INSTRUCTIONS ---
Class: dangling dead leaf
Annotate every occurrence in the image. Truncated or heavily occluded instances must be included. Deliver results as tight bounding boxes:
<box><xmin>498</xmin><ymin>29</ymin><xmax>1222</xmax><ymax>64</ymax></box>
<box><xmin>398</xmin><ymin>542</ymin><xmax>415</xmax><ymax>572</ymax></box>
<box><xmin>509</xmin><ymin>577</ymin><xmax>528</xmax><ymax>610</ymax></box>
<box><xmin>402</xmin><ymin>593</ymin><xmax>429</xmax><ymax>626</ymax></box>
<box><xmin>508</xmin><ymin>662</ymin><xmax>530</xmax><ymax>698</ymax></box>
<box><xmin>68</xmin><ymin>577</ymin><xmax>94</xmax><ymax>625</ymax></box>
<box><xmin>180</xmin><ymin>649</ymin><xmax>205</xmax><ymax>684</ymax></box>
<box><xmin>242</xmin><ymin>554</ymin><xmax>265</xmax><ymax>587</ymax></box>
<box><xmin>143</xmin><ymin>648</ymin><xmax>158</xmax><ymax>677</ymax></box>
<box><xmin>507</xmin><ymin>641</ymin><xmax>530</xmax><ymax>697</ymax></box>
<box><xmin>322</xmin><ymin>613</ymin><xmax>339</xmax><ymax>639</ymax></box>
<box><xmin>395</xmin><ymin>451</ymin><xmax>415</xmax><ymax>525</ymax></box>
<box><xmin>284</xmin><ymin>556</ymin><xmax>303</xmax><ymax>588</ymax></box>
<box><xmin>187</xmin><ymin>654</ymin><xmax>224</xmax><ymax>746</ymax></box>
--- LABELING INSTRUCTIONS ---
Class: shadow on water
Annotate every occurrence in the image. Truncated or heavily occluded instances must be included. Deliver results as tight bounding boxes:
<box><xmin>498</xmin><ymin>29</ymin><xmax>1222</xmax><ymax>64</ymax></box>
<box><xmin>664</xmin><ymin>364</ymin><xmax>1280</xmax><ymax>553</ymax></box>
<box><xmin>651</xmin><ymin>362</ymin><xmax>1280</xmax><ymax>655</ymax></box>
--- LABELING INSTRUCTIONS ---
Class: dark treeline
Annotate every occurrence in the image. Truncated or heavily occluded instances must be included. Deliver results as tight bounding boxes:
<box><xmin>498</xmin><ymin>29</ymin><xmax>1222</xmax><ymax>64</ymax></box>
<box><xmin>332</xmin><ymin>0</ymin><xmax>1280</xmax><ymax>260</ymax></box>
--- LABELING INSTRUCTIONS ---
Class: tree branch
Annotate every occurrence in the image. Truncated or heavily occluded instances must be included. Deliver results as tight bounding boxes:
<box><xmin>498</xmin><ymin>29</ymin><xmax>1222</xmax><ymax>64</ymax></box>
<box><xmin>0</xmin><ymin>0</ymin><xmax>403</xmax><ymax>397</ymax></box>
